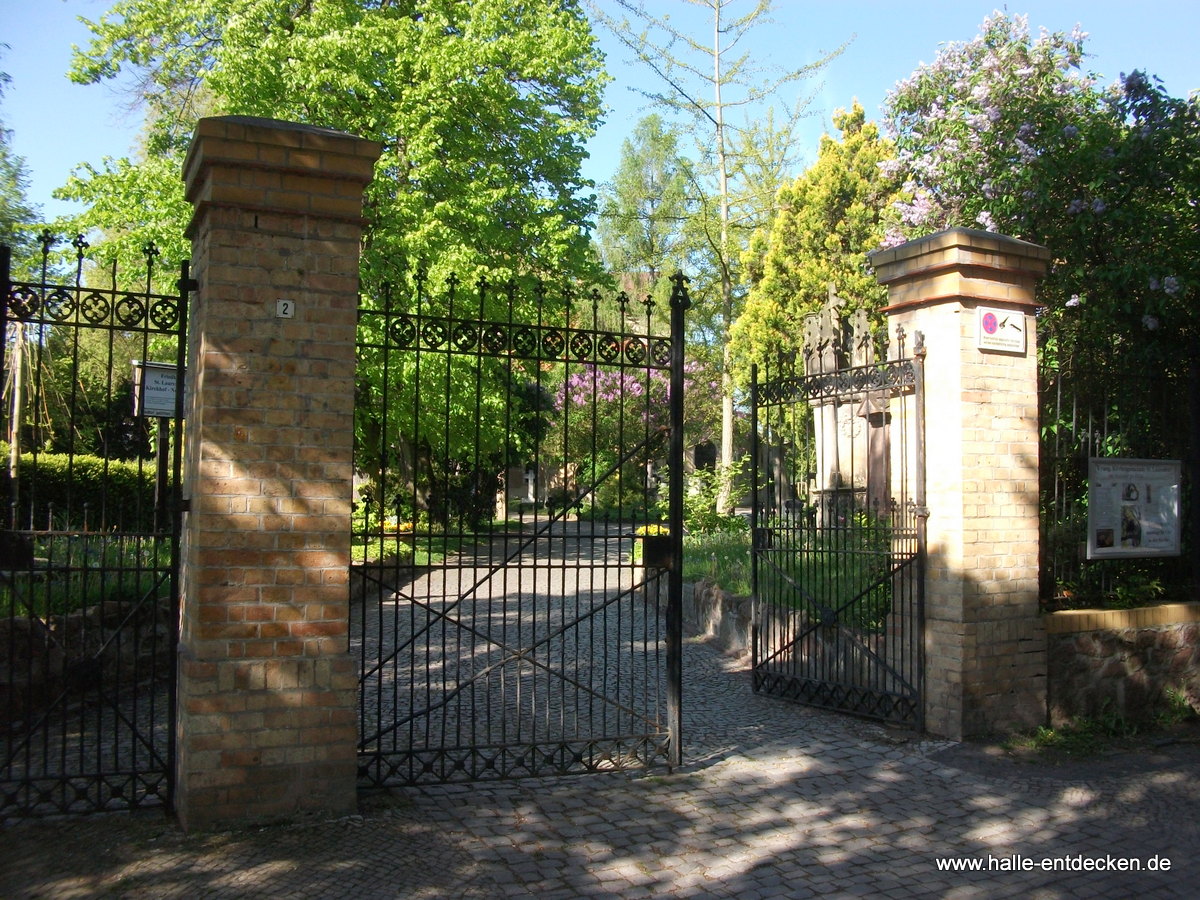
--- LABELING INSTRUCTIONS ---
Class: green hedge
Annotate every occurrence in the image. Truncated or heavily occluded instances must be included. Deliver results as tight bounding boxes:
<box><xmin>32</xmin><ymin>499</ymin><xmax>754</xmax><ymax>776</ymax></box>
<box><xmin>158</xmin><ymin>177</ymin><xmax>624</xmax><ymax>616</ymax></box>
<box><xmin>3</xmin><ymin>449</ymin><xmax>171</xmax><ymax>532</ymax></box>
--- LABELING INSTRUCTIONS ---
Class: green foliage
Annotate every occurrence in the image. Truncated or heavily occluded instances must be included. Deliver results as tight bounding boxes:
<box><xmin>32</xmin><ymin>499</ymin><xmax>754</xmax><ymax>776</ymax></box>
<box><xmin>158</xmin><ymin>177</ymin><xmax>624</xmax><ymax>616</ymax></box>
<box><xmin>28</xmin><ymin>325</ymin><xmax>158</xmax><ymax>459</ymax></box>
<box><xmin>591</xmin><ymin>0</ymin><xmax>847</xmax><ymax>480</ymax></box>
<box><xmin>682</xmin><ymin>460</ymin><xmax>747</xmax><ymax>535</ymax></box>
<box><xmin>884</xmin><ymin>11</ymin><xmax>1199</xmax><ymax>354</ymax></box>
<box><xmin>66</xmin><ymin>2</ymin><xmax>612</xmax><ymax>502</ymax></box>
<box><xmin>1157</xmin><ymin>688</ymin><xmax>1199</xmax><ymax>727</ymax></box>
<box><xmin>597</xmin><ymin>114</ymin><xmax>696</xmax><ymax>283</ymax></box>
<box><xmin>732</xmin><ymin>101</ymin><xmax>904</xmax><ymax>382</ymax></box>
<box><xmin>52</xmin><ymin>153</ymin><xmax>192</xmax><ymax>280</ymax></box>
<box><xmin>759</xmin><ymin>509</ymin><xmax>894</xmax><ymax>632</ymax></box>
<box><xmin>886</xmin><ymin>13</ymin><xmax>1200</xmax><ymax>606</ymax></box>
<box><xmin>1006</xmin><ymin>693</ymin><xmax>1197</xmax><ymax>758</ymax></box>
<box><xmin>1007</xmin><ymin>718</ymin><xmax>1125</xmax><ymax>758</ymax></box>
<box><xmin>65</xmin><ymin>0</ymin><xmax>608</xmax><ymax>287</ymax></box>
<box><xmin>5</xmin><ymin>448</ymin><xmax>166</xmax><ymax>532</ymax></box>
<box><xmin>3</xmin><ymin>533</ymin><xmax>171</xmax><ymax>617</ymax></box>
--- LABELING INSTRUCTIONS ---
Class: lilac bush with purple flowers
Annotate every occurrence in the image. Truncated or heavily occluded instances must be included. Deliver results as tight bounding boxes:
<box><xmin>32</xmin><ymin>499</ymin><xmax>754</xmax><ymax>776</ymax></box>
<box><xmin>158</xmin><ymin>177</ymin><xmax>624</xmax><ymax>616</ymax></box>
<box><xmin>550</xmin><ymin>359</ymin><xmax>720</xmax><ymax>519</ymax></box>
<box><xmin>883</xmin><ymin>12</ymin><xmax>1197</xmax><ymax>345</ymax></box>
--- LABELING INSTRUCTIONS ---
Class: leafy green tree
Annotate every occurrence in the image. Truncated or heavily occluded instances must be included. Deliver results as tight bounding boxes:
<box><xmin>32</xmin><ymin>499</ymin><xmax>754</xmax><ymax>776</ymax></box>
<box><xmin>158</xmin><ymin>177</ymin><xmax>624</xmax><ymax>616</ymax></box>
<box><xmin>731</xmin><ymin>101</ymin><xmax>904</xmax><ymax>381</ymax></box>
<box><xmin>61</xmin><ymin>0</ymin><xmax>607</xmax><ymax>290</ymax></box>
<box><xmin>883</xmin><ymin>12</ymin><xmax>1198</xmax><ymax>346</ymax></box>
<box><xmin>61</xmin><ymin>0</ymin><xmax>612</xmax><ymax>523</ymax></box>
<box><xmin>597</xmin><ymin>114</ymin><xmax>695</xmax><ymax>289</ymax></box>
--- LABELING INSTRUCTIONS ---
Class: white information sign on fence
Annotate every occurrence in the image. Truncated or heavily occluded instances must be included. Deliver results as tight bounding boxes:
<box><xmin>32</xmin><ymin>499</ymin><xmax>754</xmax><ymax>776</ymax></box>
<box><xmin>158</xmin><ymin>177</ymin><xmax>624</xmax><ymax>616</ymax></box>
<box><xmin>1087</xmin><ymin>458</ymin><xmax>1181</xmax><ymax>559</ymax></box>
<box><xmin>132</xmin><ymin>360</ymin><xmax>183</xmax><ymax>418</ymax></box>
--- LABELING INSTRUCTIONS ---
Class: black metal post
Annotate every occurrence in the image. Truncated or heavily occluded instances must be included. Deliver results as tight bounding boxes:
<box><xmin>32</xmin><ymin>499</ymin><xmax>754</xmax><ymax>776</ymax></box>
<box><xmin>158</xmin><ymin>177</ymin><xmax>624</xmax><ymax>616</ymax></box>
<box><xmin>154</xmin><ymin>417</ymin><xmax>170</xmax><ymax>532</ymax></box>
<box><xmin>749</xmin><ymin>363</ymin><xmax>760</xmax><ymax>678</ymax></box>
<box><xmin>167</xmin><ymin>260</ymin><xmax>194</xmax><ymax>812</ymax></box>
<box><xmin>666</xmin><ymin>272</ymin><xmax>689</xmax><ymax>768</ymax></box>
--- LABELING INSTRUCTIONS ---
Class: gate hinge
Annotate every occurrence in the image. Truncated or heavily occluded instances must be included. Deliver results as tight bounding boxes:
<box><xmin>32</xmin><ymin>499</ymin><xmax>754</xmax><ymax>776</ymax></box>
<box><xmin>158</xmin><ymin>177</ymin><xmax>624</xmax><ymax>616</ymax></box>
<box><xmin>179</xmin><ymin>277</ymin><xmax>200</xmax><ymax>294</ymax></box>
<box><xmin>913</xmin><ymin>505</ymin><xmax>930</xmax><ymax>519</ymax></box>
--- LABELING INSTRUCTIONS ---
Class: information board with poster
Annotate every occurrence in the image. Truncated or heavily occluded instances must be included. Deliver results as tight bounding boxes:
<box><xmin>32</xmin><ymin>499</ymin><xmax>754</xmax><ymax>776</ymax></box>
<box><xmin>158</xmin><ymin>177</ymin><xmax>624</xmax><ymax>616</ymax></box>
<box><xmin>1087</xmin><ymin>458</ymin><xmax>1181</xmax><ymax>559</ymax></box>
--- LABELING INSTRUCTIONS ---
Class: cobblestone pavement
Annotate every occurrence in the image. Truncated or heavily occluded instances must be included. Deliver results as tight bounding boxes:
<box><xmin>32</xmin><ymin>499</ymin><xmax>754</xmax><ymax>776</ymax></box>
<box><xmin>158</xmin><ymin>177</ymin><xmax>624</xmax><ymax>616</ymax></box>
<box><xmin>4</xmin><ymin>636</ymin><xmax>1198</xmax><ymax>899</ymax></box>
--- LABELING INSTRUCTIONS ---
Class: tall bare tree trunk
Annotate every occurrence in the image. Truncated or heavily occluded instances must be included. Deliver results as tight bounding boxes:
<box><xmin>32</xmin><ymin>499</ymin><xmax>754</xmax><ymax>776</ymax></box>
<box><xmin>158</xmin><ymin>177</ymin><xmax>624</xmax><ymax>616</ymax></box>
<box><xmin>714</xmin><ymin>2</ymin><xmax>735</xmax><ymax>512</ymax></box>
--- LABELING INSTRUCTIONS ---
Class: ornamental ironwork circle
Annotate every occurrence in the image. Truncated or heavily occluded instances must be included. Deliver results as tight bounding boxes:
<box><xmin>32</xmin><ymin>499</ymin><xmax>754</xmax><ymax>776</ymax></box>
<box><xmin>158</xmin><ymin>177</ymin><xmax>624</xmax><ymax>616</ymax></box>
<box><xmin>149</xmin><ymin>298</ymin><xmax>179</xmax><ymax>330</ymax></box>
<box><xmin>541</xmin><ymin>329</ymin><xmax>565</xmax><ymax>358</ymax></box>
<box><xmin>569</xmin><ymin>331</ymin><xmax>592</xmax><ymax>360</ymax></box>
<box><xmin>8</xmin><ymin>287</ymin><xmax>38</xmax><ymax>319</ymax></box>
<box><xmin>389</xmin><ymin>315</ymin><xmax>416</xmax><ymax>347</ymax></box>
<box><xmin>624</xmin><ymin>338</ymin><xmax>647</xmax><ymax>365</ymax></box>
<box><xmin>452</xmin><ymin>323</ymin><xmax>478</xmax><ymax>352</ymax></box>
<box><xmin>597</xmin><ymin>334</ymin><xmax>621</xmax><ymax>363</ymax></box>
<box><xmin>81</xmin><ymin>292</ymin><xmax>110</xmax><ymax>324</ymax></box>
<box><xmin>512</xmin><ymin>327</ymin><xmax>537</xmax><ymax>357</ymax></box>
<box><xmin>115</xmin><ymin>295</ymin><xmax>146</xmax><ymax>327</ymax></box>
<box><xmin>422</xmin><ymin>319</ymin><xmax>448</xmax><ymax>349</ymax></box>
<box><xmin>482</xmin><ymin>325</ymin><xmax>507</xmax><ymax>354</ymax></box>
<box><xmin>45</xmin><ymin>289</ymin><xmax>74</xmax><ymax>322</ymax></box>
<box><xmin>651</xmin><ymin>339</ymin><xmax>671</xmax><ymax>367</ymax></box>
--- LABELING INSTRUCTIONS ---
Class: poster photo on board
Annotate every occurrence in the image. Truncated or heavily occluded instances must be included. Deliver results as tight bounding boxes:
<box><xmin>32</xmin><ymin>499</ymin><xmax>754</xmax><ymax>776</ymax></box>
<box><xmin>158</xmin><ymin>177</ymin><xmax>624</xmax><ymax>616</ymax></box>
<box><xmin>1087</xmin><ymin>458</ymin><xmax>1181</xmax><ymax>559</ymax></box>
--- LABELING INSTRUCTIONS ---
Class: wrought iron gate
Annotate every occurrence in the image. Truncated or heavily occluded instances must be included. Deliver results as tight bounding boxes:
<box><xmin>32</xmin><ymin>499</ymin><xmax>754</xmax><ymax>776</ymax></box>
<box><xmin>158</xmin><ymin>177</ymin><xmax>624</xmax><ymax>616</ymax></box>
<box><xmin>750</xmin><ymin>295</ymin><xmax>926</xmax><ymax>729</ymax></box>
<box><xmin>353</xmin><ymin>270</ymin><xmax>687</xmax><ymax>786</ymax></box>
<box><xmin>1</xmin><ymin>237</ymin><xmax>189</xmax><ymax>816</ymax></box>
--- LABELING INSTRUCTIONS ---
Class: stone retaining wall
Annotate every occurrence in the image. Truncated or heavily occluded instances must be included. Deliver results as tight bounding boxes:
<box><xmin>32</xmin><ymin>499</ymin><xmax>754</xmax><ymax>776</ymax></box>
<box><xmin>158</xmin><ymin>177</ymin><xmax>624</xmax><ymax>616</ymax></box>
<box><xmin>1045</xmin><ymin>603</ymin><xmax>1200</xmax><ymax>727</ymax></box>
<box><xmin>683</xmin><ymin>579</ymin><xmax>752</xmax><ymax>656</ymax></box>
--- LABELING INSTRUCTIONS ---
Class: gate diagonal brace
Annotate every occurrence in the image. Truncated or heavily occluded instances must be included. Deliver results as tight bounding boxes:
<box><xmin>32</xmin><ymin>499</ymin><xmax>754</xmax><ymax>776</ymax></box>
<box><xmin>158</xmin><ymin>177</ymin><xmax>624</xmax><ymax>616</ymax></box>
<box><xmin>757</xmin><ymin>553</ymin><xmax>919</xmax><ymax>690</ymax></box>
<box><xmin>2</xmin><ymin>566</ymin><xmax>173</xmax><ymax>771</ymax></box>
<box><xmin>360</xmin><ymin>577</ymin><xmax>665</xmax><ymax>746</ymax></box>
<box><xmin>360</xmin><ymin>426</ymin><xmax>669</xmax><ymax>678</ymax></box>
<box><xmin>2</xmin><ymin>670</ymin><xmax>170</xmax><ymax>773</ymax></box>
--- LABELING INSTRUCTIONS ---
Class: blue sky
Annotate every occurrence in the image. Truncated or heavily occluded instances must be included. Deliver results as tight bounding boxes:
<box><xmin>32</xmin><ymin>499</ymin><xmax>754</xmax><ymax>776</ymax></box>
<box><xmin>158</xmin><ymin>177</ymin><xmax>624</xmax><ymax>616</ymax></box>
<box><xmin>2</xmin><ymin>0</ymin><xmax>1198</xmax><ymax>222</ymax></box>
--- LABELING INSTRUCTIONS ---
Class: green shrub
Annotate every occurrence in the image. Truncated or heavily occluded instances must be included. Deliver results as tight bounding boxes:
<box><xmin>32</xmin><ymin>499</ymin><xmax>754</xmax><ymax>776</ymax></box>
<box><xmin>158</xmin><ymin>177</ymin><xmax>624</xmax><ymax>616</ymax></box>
<box><xmin>683</xmin><ymin>460</ymin><xmax>748</xmax><ymax>535</ymax></box>
<box><xmin>5</xmin><ymin>449</ymin><xmax>168</xmax><ymax>532</ymax></box>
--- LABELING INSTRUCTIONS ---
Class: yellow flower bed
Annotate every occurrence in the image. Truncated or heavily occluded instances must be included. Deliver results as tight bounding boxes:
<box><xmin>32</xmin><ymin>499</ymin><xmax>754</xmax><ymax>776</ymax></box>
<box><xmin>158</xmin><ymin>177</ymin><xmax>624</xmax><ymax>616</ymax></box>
<box><xmin>634</xmin><ymin>524</ymin><xmax>669</xmax><ymax>537</ymax></box>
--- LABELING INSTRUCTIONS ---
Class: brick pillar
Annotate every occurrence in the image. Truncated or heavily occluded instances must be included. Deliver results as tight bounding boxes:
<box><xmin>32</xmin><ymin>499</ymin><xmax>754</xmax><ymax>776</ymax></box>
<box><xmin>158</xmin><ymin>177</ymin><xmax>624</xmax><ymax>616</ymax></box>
<box><xmin>871</xmin><ymin>227</ymin><xmax>1049</xmax><ymax>739</ymax></box>
<box><xmin>176</xmin><ymin>117</ymin><xmax>380</xmax><ymax>828</ymax></box>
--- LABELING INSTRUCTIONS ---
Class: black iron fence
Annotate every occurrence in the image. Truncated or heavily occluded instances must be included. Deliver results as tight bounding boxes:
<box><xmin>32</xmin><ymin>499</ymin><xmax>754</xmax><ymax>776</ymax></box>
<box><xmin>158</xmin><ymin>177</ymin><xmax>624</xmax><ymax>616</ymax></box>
<box><xmin>1039</xmin><ymin>355</ymin><xmax>1194</xmax><ymax>610</ymax></box>
<box><xmin>1</xmin><ymin>236</ymin><xmax>189</xmax><ymax>817</ymax></box>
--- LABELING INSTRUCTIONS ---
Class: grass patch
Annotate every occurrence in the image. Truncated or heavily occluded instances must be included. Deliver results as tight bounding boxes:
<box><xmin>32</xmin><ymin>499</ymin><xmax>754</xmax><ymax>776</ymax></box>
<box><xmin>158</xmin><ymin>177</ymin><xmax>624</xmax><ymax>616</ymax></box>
<box><xmin>350</xmin><ymin>530</ymin><xmax>477</xmax><ymax>567</ymax></box>
<box><xmin>682</xmin><ymin>530</ymin><xmax>751</xmax><ymax>595</ymax></box>
<box><xmin>2</xmin><ymin>533</ymin><xmax>173</xmax><ymax>618</ymax></box>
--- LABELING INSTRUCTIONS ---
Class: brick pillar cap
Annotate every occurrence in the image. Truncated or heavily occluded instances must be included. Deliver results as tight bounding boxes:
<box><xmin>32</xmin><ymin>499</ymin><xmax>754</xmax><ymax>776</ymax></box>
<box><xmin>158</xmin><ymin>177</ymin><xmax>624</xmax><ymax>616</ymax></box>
<box><xmin>870</xmin><ymin>227</ymin><xmax>1050</xmax><ymax>312</ymax></box>
<box><xmin>182</xmin><ymin>116</ymin><xmax>383</xmax><ymax>236</ymax></box>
